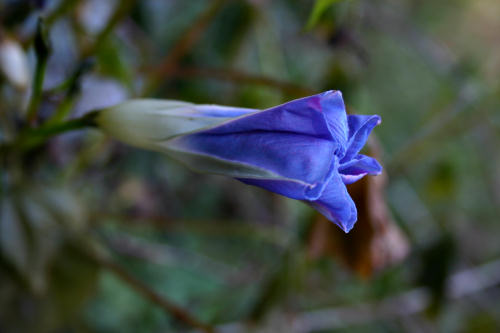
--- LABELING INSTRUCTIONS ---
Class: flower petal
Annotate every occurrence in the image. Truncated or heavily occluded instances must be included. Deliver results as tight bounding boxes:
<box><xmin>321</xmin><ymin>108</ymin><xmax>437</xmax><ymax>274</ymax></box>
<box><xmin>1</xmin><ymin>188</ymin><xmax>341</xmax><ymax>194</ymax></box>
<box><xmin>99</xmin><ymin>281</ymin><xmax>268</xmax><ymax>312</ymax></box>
<box><xmin>97</xmin><ymin>92</ymin><xmax>381</xmax><ymax>233</ymax></box>
<box><xmin>168</xmin><ymin>132</ymin><xmax>338</xmax><ymax>197</ymax></box>
<box><xmin>163</xmin><ymin>148</ymin><xmax>283</xmax><ymax>179</ymax></box>
<box><xmin>318</xmin><ymin>90</ymin><xmax>349</xmax><ymax>152</ymax></box>
<box><xmin>341</xmin><ymin>114</ymin><xmax>381</xmax><ymax>162</ymax></box>
<box><xmin>190</xmin><ymin>91</ymin><xmax>344</xmax><ymax>140</ymax></box>
<box><xmin>339</xmin><ymin>154</ymin><xmax>382</xmax><ymax>184</ymax></box>
<box><xmin>97</xmin><ymin>99</ymin><xmax>258</xmax><ymax>150</ymax></box>
<box><xmin>194</xmin><ymin>104</ymin><xmax>257</xmax><ymax>118</ymax></box>
<box><xmin>236</xmin><ymin>152</ymin><xmax>339</xmax><ymax>201</ymax></box>
<box><xmin>308</xmin><ymin>169</ymin><xmax>358</xmax><ymax>232</ymax></box>
<box><xmin>165</xmin><ymin>92</ymin><xmax>347</xmax><ymax>196</ymax></box>
<box><xmin>237</xmin><ymin>178</ymin><xmax>316</xmax><ymax>200</ymax></box>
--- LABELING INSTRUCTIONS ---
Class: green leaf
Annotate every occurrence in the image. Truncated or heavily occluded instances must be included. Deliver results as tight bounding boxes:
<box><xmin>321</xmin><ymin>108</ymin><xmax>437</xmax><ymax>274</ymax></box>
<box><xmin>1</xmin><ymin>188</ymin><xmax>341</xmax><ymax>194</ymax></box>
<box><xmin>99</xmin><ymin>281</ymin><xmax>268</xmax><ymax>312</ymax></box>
<box><xmin>305</xmin><ymin>0</ymin><xmax>344</xmax><ymax>30</ymax></box>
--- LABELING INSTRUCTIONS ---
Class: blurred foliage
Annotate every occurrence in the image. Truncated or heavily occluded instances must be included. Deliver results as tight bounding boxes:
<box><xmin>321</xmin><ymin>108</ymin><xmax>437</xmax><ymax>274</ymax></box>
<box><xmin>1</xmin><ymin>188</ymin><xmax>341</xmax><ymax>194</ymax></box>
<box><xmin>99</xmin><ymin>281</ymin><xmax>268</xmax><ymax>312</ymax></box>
<box><xmin>305</xmin><ymin>0</ymin><xmax>344</xmax><ymax>30</ymax></box>
<box><xmin>1</xmin><ymin>0</ymin><xmax>500</xmax><ymax>332</ymax></box>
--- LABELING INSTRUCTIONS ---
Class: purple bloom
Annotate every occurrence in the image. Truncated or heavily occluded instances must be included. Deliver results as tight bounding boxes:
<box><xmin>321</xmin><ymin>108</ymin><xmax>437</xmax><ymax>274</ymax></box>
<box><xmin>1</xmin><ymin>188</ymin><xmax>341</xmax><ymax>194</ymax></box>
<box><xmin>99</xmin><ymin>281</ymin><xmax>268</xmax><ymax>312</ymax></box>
<box><xmin>98</xmin><ymin>91</ymin><xmax>381</xmax><ymax>232</ymax></box>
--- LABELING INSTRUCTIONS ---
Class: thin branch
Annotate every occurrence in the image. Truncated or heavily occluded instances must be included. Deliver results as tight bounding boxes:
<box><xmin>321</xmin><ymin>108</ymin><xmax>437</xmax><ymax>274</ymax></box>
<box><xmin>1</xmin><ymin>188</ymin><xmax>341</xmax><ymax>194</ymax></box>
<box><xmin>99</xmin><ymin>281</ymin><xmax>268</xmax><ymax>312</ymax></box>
<box><xmin>45</xmin><ymin>0</ymin><xmax>135</xmax><ymax>125</ymax></box>
<box><xmin>81</xmin><ymin>0</ymin><xmax>137</xmax><ymax>58</ymax></box>
<box><xmin>23</xmin><ymin>111</ymin><xmax>97</xmax><ymax>137</ymax></box>
<box><xmin>143</xmin><ymin>0</ymin><xmax>228</xmax><ymax>95</ymax></box>
<box><xmin>25</xmin><ymin>57</ymin><xmax>47</xmax><ymax>124</ymax></box>
<box><xmin>19</xmin><ymin>0</ymin><xmax>80</xmax><ymax>47</ymax></box>
<box><xmin>93</xmin><ymin>253</ymin><xmax>216</xmax><ymax>333</ymax></box>
<box><xmin>26</xmin><ymin>18</ymin><xmax>51</xmax><ymax>125</ymax></box>
<box><xmin>172</xmin><ymin>67</ymin><xmax>315</xmax><ymax>96</ymax></box>
<box><xmin>45</xmin><ymin>0</ymin><xmax>80</xmax><ymax>27</ymax></box>
<box><xmin>1</xmin><ymin>111</ymin><xmax>98</xmax><ymax>154</ymax></box>
<box><xmin>23</xmin><ymin>0</ymin><xmax>135</xmax><ymax>127</ymax></box>
<box><xmin>46</xmin><ymin>59</ymin><xmax>95</xmax><ymax>124</ymax></box>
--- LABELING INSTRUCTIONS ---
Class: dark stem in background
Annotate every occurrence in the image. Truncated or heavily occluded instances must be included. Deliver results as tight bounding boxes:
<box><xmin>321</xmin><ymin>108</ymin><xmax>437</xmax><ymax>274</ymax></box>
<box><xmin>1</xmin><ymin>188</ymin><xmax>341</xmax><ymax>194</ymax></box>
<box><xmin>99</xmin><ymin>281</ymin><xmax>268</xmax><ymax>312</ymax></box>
<box><xmin>81</xmin><ymin>0</ymin><xmax>137</xmax><ymax>58</ymax></box>
<box><xmin>23</xmin><ymin>111</ymin><xmax>98</xmax><ymax>138</ymax></box>
<box><xmin>46</xmin><ymin>58</ymin><xmax>96</xmax><ymax>124</ymax></box>
<box><xmin>92</xmin><ymin>252</ymin><xmax>216</xmax><ymax>333</ymax></box>
<box><xmin>172</xmin><ymin>67</ymin><xmax>315</xmax><ymax>96</ymax></box>
<box><xmin>26</xmin><ymin>18</ymin><xmax>51</xmax><ymax>125</ymax></box>
<box><xmin>45</xmin><ymin>0</ymin><xmax>79</xmax><ymax>27</ymax></box>
<box><xmin>25</xmin><ymin>59</ymin><xmax>46</xmax><ymax>123</ymax></box>
<box><xmin>1</xmin><ymin>111</ymin><xmax>99</xmax><ymax>154</ymax></box>
<box><xmin>142</xmin><ymin>0</ymin><xmax>228</xmax><ymax>96</ymax></box>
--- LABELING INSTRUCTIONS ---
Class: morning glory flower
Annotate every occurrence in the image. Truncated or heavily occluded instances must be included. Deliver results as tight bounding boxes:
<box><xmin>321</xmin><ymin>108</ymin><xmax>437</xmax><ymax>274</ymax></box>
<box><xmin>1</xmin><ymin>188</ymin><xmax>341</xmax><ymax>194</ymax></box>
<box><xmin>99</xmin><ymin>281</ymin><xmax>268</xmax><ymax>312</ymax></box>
<box><xmin>97</xmin><ymin>91</ymin><xmax>382</xmax><ymax>232</ymax></box>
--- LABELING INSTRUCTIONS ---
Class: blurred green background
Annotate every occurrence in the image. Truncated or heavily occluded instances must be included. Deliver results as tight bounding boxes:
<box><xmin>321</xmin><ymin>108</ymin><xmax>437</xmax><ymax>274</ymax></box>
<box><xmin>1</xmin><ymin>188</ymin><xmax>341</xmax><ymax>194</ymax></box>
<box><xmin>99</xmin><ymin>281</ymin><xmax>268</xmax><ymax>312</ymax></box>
<box><xmin>1</xmin><ymin>0</ymin><xmax>500</xmax><ymax>332</ymax></box>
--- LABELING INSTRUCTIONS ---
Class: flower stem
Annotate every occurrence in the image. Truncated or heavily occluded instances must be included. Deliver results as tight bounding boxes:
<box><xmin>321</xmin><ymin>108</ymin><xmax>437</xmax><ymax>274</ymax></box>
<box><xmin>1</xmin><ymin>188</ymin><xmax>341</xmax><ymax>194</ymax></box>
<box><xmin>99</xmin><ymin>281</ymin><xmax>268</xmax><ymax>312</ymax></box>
<box><xmin>26</xmin><ymin>111</ymin><xmax>98</xmax><ymax>137</ymax></box>
<box><xmin>26</xmin><ymin>18</ymin><xmax>51</xmax><ymax>125</ymax></box>
<box><xmin>25</xmin><ymin>58</ymin><xmax>47</xmax><ymax>125</ymax></box>
<box><xmin>2</xmin><ymin>111</ymin><xmax>99</xmax><ymax>154</ymax></box>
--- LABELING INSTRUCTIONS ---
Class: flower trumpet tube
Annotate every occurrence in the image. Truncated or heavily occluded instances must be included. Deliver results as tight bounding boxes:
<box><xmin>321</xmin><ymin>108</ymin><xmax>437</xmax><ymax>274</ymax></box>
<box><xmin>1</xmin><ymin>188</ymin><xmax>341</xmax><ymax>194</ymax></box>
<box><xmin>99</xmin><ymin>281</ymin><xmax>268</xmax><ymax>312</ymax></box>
<box><xmin>97</xmin><ymin>91</ymin><xmax>382</xmax><ymax>232</ymax></box>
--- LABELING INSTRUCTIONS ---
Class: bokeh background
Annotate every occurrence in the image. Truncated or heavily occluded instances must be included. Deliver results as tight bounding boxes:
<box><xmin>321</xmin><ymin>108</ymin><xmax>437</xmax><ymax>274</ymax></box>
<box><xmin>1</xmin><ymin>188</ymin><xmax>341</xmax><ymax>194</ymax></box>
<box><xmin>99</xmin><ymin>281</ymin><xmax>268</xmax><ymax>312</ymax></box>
<box><xmin>1</xmin><ymin>0</ymin><xmax>500</xmax><ymax>332</ymax></box>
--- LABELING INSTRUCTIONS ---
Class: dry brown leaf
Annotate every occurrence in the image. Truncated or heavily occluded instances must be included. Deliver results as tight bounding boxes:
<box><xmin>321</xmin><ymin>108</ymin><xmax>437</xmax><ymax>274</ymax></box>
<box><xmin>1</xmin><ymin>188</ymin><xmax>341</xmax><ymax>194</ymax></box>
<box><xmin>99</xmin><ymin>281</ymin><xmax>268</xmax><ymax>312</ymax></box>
<box><xmin>307</xmin><ymin>141</ymin><xmax>409</xmax><ymax>277</ymax></box>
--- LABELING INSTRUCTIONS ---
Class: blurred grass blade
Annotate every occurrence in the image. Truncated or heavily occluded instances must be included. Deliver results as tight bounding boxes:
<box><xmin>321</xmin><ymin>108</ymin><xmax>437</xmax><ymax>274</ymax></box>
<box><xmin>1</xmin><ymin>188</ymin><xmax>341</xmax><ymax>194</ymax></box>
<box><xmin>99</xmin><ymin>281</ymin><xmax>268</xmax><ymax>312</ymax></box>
<box><xmin>26</xmin><ymin>17</ymin><xmax>51</xmax><ymax>125</ymax></box>
<box><xmin>306</xmin><ymin>0</ymin><xmax>344</xmax><ymax>30</ymax></box>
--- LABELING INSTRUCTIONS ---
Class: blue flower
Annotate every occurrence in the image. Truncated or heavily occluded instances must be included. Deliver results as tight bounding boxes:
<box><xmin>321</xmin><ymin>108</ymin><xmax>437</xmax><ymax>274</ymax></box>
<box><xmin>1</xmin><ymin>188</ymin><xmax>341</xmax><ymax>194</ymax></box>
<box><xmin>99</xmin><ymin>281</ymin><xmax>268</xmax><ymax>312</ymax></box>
<box><xmin>98</xmin><ymin>91</ymin><xmax>381</xmax><ymax>232</ymax></box>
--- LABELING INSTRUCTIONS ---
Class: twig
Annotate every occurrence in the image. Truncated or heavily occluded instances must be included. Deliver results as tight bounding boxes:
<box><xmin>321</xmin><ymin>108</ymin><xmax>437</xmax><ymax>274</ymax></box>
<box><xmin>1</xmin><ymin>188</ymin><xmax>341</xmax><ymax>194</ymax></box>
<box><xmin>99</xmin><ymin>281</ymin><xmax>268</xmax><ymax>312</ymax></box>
<box><xmin>22</xmin><ymin>111</ymin><xmax>97</xmax><ymax>138</ymax></box>
<box><xmin>25</xmin><ymin>58</ymin><xmax>47</xmax><ymax>124</ymax></box>
<box><xmin>46</xmin><ymin>0</ymin><xmax>135</xmax><ymax>124</ymax></box>
<box><xmin>172</xmin><ymin>67</ymin><xmax>315</xmax><ymax>96</ymax></box>
<box><xmin>81</xmin><ymin>0</ymin><xmax>137</xmax><ymax>58</ymax></box>
<box><xmin>94</xmin><ymin>253</ymin><xmax>216</xmax><ymax>333</ymax></box>
<box><xmin>45</xmin><ymin>0</ymin><xmax>80</xmax><ymax>27</ymax></box>
<box><xmin>18</xmin><ymin>0</ymin><xmax>80</xmax><ymax>47</ymax></box>
<box><xmin>143</xmin><ymin>0</ymin><xmax>228</xmax><ymax>95</ymax></box>
<box><xmin>46</xmin><ymin>58</ymin><xmax>95</xmax><ymax>124</ymax></box>
<box><xmin>26</xmin><ymin>18</ymin><xmax>51</xmax><ymax>125</ymax></box>
<box><xmin>1</xmin><ymin>111</ymin><xmax>98</xmax><ymax>153</ymax></box>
